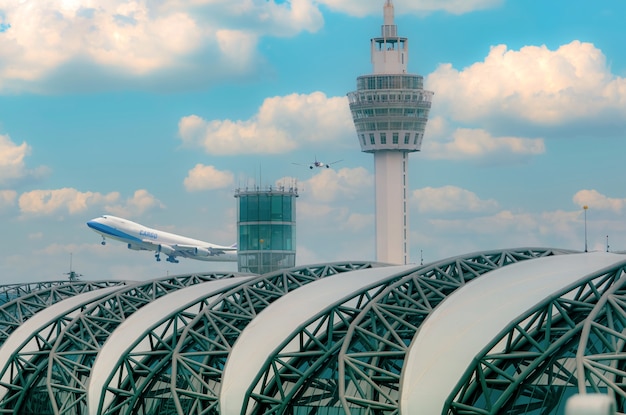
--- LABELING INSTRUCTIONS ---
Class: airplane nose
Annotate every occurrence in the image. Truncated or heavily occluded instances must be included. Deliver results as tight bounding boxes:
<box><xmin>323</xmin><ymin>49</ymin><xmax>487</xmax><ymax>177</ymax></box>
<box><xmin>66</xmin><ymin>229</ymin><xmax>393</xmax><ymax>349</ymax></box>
<box><xmin>87</xmin><ymin>219</ymin><xmax>106</xmax><ymax>232</ymax></box>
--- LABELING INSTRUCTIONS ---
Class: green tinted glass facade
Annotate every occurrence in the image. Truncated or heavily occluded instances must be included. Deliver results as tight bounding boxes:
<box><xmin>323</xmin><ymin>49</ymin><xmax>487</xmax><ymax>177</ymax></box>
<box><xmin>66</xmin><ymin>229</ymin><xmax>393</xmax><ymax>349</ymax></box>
<box><xmin>235</xmin><ymin>188</ymin><xmax>298</xmax><ymax>274</ymax></box>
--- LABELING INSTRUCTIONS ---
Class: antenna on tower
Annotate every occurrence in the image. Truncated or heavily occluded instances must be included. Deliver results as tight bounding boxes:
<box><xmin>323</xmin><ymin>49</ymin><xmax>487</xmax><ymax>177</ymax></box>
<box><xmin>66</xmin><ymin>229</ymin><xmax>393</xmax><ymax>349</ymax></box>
<box><xmin>64</xmin><ymin>253</ymin><xmax>83</xmax><ymax>282</ymax></box>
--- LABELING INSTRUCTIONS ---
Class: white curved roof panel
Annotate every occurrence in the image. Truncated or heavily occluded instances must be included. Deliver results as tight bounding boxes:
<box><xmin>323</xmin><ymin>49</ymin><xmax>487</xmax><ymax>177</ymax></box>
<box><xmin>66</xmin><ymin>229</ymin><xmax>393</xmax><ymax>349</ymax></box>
<box><xmin>88</xmin><ymin>276</ymin><xmax>251</xmax><ymax>415</ymax></box>
<box><xmin>400</xmin><ymin>252</ymin><xmax>626</xmax><ymax>415</ymax></box>
<box><xmin>220</xmin><ymin>264</ymin><xmax>415</xmax><ymax>415</ymax></box>
<box><xmin>0</xmin><ymin>285</ymin><xmax>121</xmax><ymax>400</ymax></box>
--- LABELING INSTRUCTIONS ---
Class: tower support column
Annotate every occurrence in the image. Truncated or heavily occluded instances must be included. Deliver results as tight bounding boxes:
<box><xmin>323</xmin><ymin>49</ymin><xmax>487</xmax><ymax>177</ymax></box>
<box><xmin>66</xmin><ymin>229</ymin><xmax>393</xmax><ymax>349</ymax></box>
<box><xmin>375</xmin><ymin>151</ymin><xmax>408</xmax><ymax>264</ymax></box>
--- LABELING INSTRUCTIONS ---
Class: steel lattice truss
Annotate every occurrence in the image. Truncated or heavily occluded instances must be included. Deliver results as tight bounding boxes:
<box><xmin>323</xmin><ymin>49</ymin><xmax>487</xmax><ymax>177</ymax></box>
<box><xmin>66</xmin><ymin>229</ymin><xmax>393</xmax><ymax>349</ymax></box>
<box><xmin>569</xmin><ymin>269</ymin><xmax>626</xmax><ymax>411</ymax></box>
<box><xmin>335</xmin><ymin>248</ymin><xmax>575</xmax><ymax>415</ymax></box>
<box><xmin>446</xmin><ymin>263</ymin><xmax>626</xmax><ymax>415</ymax></box>
<box><xmin>7</xmin><ymin>251</ymin><xmax>622</xmax><ymax>415</ymax></box>
<box><xmin>0</xmin><ymin>280</ymin><xmax>129</xmax><ymax>415</ymax></box>
<box><xmin>246</xmin><ymin>281</ymin><xmax>402</xmax><ymax>415</ymax></box>
<box><xmin>0</xmin><ymin>281</ymin><xmax>126</xmax><ymax>344</ymax></box>
<box><xmin>0</xmin><ymin>281</ymin><xmax>106</xmax><ymax>305</ymax></box>
<box><xmin>1</xmin><ymin>273</ymin><xmax>242</xmax><ymax>415</ymax></box>
<box><xmin>215</xmin><ymin>249</ymin><xmax>570</xmax><ymax>415</ymax></box>
<box><xmin>98</xmin><ymin>262</ymin><xmax>382</xmax><ymax>415</ymax></box>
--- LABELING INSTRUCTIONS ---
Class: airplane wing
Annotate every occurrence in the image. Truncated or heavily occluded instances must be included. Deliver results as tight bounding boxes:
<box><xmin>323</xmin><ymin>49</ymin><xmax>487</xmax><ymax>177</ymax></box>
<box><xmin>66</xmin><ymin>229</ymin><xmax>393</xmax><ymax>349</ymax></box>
<box><xmin>138</xmin><ymin>240</ymin><xmax>235</xmax><ymax>256</ymax></box>
<box><xmin>175</xmin><ymin>244</ymin><xmax>237</xmax><ymax>257</ymax></box>
<box><xmin>138</xmin><ymin>240</ymin><xmax>236</xmax><ymax>262</ymax></box>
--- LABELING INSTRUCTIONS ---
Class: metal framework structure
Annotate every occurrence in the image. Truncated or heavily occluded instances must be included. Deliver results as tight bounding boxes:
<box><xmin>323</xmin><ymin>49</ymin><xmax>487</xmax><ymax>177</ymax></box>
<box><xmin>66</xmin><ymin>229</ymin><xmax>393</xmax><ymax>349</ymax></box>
<box><xmin>223</xmin><ymin>248</ymin><xmax>571</xmax><ymax>414</ymax></box>
<box><xmin>446</xmin><ymin>260</ymin><xmax>626</xmax><ymax>414</ymax></box>
<box><xmin>0</xmin><ymin>280</ymin><xmax>130</xmax><ymax>414</ymax></box>
<box><xmin>237</xmin><ymin>269</ymin><xmax>404</xmax><ymax>415</ymax></box>
<box><xmin>98</xmin><ymin>261</ymin><xmax>381</xmax><ymax>415</ymax></box>
<box><xmin>3</xmin><ymin>251</ymin><xmax>626</xmax><ymax>414</ymax></box>
<box><xmin>0</xmin><ymin>273</ymin><xmax>243</xmax><ymax>415</ymax></box>
<box><xmin>337</xmin><ymin>248</ymin><xmax>574</xmax><ymax>415</ymax></box>
<box><xmin>0</xmin><ymin>281</ymin><xmax>126</xmax><ymax>343</ymax></box>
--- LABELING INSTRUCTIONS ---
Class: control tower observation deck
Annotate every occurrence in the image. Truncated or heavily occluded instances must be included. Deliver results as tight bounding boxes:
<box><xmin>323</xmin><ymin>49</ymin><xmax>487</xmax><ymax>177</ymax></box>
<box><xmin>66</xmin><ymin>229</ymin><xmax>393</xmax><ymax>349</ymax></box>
<box><xmin>347</xmin><ymin>0</ymin><xmax>433</xmax><ymax>265</ymax></box>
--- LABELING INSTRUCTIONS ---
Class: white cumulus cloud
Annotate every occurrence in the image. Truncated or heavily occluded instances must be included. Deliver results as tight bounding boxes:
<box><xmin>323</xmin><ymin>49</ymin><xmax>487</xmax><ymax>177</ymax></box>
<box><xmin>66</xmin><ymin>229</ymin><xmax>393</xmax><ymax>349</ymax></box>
<box><xmin>104</xmin><ymin>189</ymin><xmax>165</xmax><ymax>217</ymax></box>
<box><xmin>424</xmin><ymin>127</ymin><xmax>545</xmax><ymax>163</ymax></box>
<box><xmin>0</xmin><ymin>0</ymin><xmax>325</xmax><ymax>93</ymax></box>
<box><xmin>184</xmin><ymin>164</ymin><xmax>235</xmax><ymax>191</ymax></box>
<box><xmin>19</xmin><ymin>188</ymin><xmax>120</xmax><ymax>216</ymax></box>
<box><xmin>426</xmin><ymin>41</ymin><xmax>626</xmax><ymax>126</ymax></box>
<box><xmin>0</xmin><ymin>190</ymin><xmax>17</xmax><ymax>209</ymax></box>
<box><xmin>302</xmin><ymin>167</ymin><xmax>373</xmax><ymax>203</ymax></box>
<box><xmin>18</xmin><ymin>188</ymin><xmax>162</xmax><ymax>217</ymax></box>
<box><xmin>0</xmin><ymin>134</ymin><xmax>48</xmax><ymax>185</ymax></box>
<box><xmin>178</xmin><ymin>92</ymin><xmax>354</xmax><ymax>155</ymax></box>
<box><xmin>573</xmin><ymin>189</ymin><xmax>626</xmax><ymax>213</ymax></box>
<box><xmin>317</xmin><ymin>0</ymin><xmax>501</xmax><ymax>16</ymax></box>
<box><xmin>412</xmin><ymin>186</ymin><xmax>499</xmax><ymax>213</ymax></box>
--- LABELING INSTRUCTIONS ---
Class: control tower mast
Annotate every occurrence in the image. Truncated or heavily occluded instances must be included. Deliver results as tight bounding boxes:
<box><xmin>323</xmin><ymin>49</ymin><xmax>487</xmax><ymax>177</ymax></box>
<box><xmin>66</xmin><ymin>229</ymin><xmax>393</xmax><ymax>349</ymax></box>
<box><xmin>347</xmin><ymin>0</ymin><xmax>433</xmax><ymax>264</ymax></box>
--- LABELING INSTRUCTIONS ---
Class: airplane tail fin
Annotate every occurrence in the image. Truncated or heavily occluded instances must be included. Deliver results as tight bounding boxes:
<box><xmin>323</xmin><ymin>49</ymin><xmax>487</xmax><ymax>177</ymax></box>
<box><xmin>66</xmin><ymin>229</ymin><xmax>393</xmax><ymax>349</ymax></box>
<box><xmin>230</xmin><ymin>243</ymin><xmax>238</xmax><ymax>249</ymax></box>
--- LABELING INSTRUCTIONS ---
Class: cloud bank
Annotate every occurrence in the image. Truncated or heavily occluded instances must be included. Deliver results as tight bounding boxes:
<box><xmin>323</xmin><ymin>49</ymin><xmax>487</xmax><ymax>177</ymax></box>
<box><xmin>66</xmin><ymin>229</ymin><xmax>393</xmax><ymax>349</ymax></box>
<box><xmin>178</xmin><ymin>92</ymin><xmax>354</xmax><ymax>155</ymax></box>
<box><xmin>0</xmin><ymin>0</ymin><xmax>324</xmax><ymax>93</ymax></box>
<box><xmin>0</xmin><ymin>134</ymin><xmax>49</xmax><ymax>186</ymax></box>
<box><xmin>573</xmin><ymin>189</ymin><xmax>626</xmax><ymax>213</ymax></box>
<box><xmin>412</xmin><ymin>186</ymin><xmax>499</xmax><ymax>213</ymax></box>
<box><xmin>184</xmin><ymin>164</ymin><xmax>235</xmax><ymax>191</ymax></box>
<box><xmin>0</xmin><ymin>0</ymin><xmax>506</xmax><ymax>93</ymax></box>
<box><xmin>317</xmin><ymin>0</ymin><xmax>502</xmax><ymax>16</ymax></box>
<box><xmin>423</xmin><ymin>125</ymin><xmax>545</xmax><ymax>163</ymax></box>
<box><xmin>18</xmin><ymin>188</ymin><xmax>163</xmax><ymax>217</ymax></box>
<box><xmin>427</xmin><ymin>41</ymin><xmax>626</xmax><ymax>127</ymax></box>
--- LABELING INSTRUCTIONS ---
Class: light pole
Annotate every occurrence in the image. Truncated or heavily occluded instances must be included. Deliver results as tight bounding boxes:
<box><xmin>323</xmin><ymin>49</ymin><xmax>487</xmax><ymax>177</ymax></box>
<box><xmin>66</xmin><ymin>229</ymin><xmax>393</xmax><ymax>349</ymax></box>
<box><xmin>583</xmin><ymin>205</ymin><xmax>589</xmax><ymax>252</ymax></box>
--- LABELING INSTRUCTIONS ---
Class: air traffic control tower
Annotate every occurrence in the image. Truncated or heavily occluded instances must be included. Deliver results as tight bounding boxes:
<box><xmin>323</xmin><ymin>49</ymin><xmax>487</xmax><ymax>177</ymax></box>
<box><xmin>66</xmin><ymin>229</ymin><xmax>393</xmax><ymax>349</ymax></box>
<box><xmin>235</xmin><ymin>185</ymin><xmax>298</xmax><ymax>274</ymax></box>
<box><xmin>347</xmin><ymin>0</ymin><xmax>433</xmax><ymax>265</ymax></box>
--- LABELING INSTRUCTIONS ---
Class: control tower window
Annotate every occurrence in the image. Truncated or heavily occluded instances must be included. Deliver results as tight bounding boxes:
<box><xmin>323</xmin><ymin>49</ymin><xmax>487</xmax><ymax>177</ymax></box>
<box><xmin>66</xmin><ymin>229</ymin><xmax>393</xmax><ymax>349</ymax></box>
<box><xmin>380</xmin><ymin>133</ymin><xmax>387</xmax><ymax>144</ymax></box>
<box><xmin>393</xmin><ymin>133</ymin><xmax>399</xmax><ymax>144</ymax></box>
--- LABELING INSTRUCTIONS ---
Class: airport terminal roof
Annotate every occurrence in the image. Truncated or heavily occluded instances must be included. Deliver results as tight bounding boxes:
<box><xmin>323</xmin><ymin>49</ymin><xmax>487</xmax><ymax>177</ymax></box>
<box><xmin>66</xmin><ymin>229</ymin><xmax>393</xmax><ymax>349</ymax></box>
<box><xmin>0</xmin><ymin>249</ymin><xmax>625</xmax><ymax>415</ymax></box>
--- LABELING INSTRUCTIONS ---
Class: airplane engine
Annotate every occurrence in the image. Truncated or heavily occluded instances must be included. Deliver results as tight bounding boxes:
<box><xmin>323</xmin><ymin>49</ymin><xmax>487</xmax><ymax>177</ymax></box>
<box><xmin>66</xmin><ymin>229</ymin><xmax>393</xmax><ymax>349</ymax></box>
<box><xmin>128</xmin><ymin>243</ymin><xmax>147</xmax><ymax>251</ymax></box>
<box><xmin>158</xmin><ymin>244</ymin><xmax>176</xmax><ymax>256</ymax></box>
<box><xmin>194</xmin><ymin>247</ymin><xmax>212</xmax><ymax>257</ymax></box>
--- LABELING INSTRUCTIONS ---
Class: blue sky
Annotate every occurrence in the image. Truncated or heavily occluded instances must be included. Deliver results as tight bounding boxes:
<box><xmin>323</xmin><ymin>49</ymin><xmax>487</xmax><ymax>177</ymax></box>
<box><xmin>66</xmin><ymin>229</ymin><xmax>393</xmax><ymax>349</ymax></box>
<box><xmin>1</xmin><ymin>0</ymin><xmax>625</xmax><ymax>282</ymax></box>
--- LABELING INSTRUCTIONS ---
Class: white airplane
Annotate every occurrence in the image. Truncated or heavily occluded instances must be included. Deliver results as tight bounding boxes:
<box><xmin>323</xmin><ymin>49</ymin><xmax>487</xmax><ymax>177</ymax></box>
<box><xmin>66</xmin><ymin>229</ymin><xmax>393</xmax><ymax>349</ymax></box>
<box><xmin>292</xmin><ymin>157</ymin><xmax>342</xmax><ymax>169</ymax></box>
<box><xmin>87</xmin><ymin>215</ymin><xmax>237</xmax><ymax>264</ymax></box>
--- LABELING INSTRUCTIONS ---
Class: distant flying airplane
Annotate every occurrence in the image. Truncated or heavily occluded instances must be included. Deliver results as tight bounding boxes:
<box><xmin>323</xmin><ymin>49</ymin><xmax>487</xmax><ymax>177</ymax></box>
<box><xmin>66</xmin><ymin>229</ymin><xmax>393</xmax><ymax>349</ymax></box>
<box><xmin>87</xmin><ymin>215</ymin><xmax>237</xmax><ymax>264</ymax></box>
<box><xmin>293</xmin><ymin>157</ymin><xmax>342</xmax><ymax>169</ymax></box>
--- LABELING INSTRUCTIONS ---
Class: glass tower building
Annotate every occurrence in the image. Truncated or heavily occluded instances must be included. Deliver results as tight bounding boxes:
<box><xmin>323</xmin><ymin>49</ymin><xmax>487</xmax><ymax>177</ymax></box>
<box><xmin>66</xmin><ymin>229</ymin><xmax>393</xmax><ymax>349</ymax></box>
<box><xmin>235</xmin><ymin>186</ymin><xmax>298</xmax><ymax>274</ymax></box>
<box><xmin>347</xmin><ymin>0</ymin><xmax>433</xmax><ymax>264</ymax></box>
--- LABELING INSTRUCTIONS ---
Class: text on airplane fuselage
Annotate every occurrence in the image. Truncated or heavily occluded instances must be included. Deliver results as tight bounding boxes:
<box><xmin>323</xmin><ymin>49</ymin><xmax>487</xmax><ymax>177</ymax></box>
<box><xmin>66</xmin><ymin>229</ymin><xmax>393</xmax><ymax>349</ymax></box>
<box><xmin>139</xmin><ymin>230</ymin><xmax>158</xmax><ymax>240</ymax></box>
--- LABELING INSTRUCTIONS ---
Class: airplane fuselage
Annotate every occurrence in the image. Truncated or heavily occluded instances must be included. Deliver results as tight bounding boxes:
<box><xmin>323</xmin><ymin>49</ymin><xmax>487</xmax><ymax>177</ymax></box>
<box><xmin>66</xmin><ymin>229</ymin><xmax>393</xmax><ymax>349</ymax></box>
<box><xmin>87</xmin><ymin>215</ymin><xmax>237</xmax><ymax>263</ymax></box>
